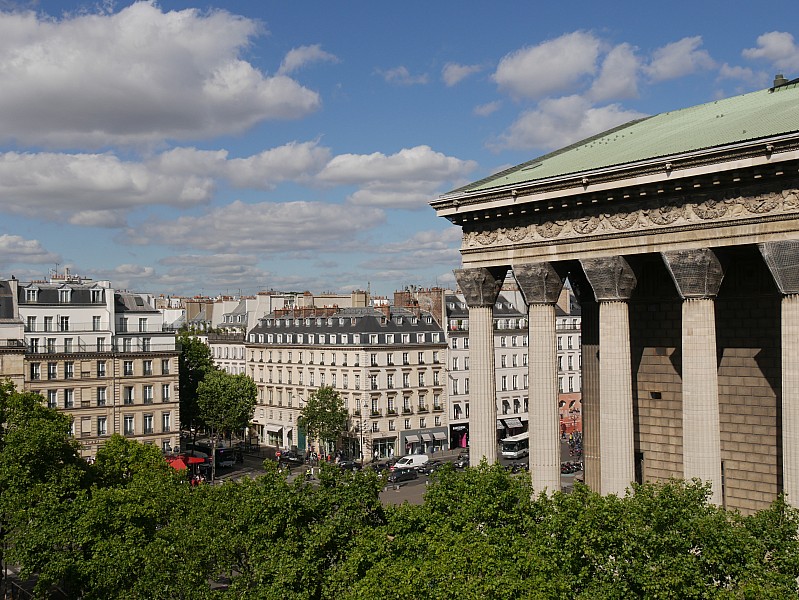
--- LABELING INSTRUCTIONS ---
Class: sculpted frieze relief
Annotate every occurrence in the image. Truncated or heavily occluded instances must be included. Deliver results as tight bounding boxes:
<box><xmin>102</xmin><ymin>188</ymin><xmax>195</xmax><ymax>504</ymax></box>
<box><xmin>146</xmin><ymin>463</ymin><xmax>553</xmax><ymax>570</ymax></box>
<box><xmin>463</xmin><ymin>188</ymin><xmax>799</xmax><ymax>249</ymax></box>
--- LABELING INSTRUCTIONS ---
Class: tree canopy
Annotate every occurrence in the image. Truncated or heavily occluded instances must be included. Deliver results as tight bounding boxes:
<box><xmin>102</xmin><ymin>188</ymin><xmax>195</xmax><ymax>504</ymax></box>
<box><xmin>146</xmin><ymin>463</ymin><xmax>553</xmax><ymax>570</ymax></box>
<box><xmin>178</xmin><ymin>332</ymin><xmax>216</xmax><ymax>433</ymax></box>
<box><xmin>3</xmin><ymin>383</ymin><xmax>799</xmax><ymax>599</ymax></box>
<box><xmin>297</xmin><ymin>386</ymin><xmax>349</xmax><ymax>452</ymax></box>
<box><xmin>196</xmin><ymin>370</ymin><xmax>257</xmax><ymax>439</ymax></box>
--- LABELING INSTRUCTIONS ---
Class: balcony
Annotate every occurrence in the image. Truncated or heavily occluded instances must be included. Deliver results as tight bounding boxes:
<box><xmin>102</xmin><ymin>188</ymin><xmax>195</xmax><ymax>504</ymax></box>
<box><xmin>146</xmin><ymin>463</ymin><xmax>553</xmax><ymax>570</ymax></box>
<box><xmin>402</xmin><ymin>406</ymin><xmax>413</xmax><ymax>415</ymax></box>
<box><xmin>370</xmin><ymin>409</ymin><xmax>382</xmax><ymax>417</ymax></box>
<box><xmin>433</xmin><ymin>405</ymin><xmax>444</xmax><ymax>413</ymax></box>
<box><xmin>417</xmin><ymin>405</ymin><xmax>429</xmax><ymax>413</ymax></box>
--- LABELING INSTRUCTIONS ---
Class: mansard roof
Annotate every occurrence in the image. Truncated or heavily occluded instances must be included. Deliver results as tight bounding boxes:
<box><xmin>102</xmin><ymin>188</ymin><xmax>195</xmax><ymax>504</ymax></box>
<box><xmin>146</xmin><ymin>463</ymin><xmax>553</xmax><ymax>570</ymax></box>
<box><xmin>114</xmin><ymin>292</ymin><xmax>158</xmax><ymax>314</ymax></box>
<box><xmin>442</xmin><ymin>80</ymin><xmax>799</xmax><ymax>197</ymax></box>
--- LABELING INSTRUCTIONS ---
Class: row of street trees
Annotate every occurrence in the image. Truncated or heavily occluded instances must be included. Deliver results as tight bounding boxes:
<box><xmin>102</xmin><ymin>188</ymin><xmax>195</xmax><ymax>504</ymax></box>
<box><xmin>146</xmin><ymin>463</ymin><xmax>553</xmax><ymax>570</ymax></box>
<box><xmin>2</xmin><ymin>380</ymin><xmax>799</xmax><ymax>598</ymax></box>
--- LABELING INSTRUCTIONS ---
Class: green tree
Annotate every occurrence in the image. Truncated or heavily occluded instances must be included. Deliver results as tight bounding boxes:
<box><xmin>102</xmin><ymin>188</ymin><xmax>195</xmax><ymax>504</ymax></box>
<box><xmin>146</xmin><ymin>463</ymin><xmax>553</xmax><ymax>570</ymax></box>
<box><xmin>297</xmin><ymin>386</ymin><xmax>349</xmax><ymax>454</ymax></box>
<box><xmin>197</xmin><ymin>369</ymin><xmax>257</xmax><ymax>440</ymax></box>
<box><xmin>178</xmin><ymin>332</ymin><xmax>216</xmax><ymax>436</ymax></box>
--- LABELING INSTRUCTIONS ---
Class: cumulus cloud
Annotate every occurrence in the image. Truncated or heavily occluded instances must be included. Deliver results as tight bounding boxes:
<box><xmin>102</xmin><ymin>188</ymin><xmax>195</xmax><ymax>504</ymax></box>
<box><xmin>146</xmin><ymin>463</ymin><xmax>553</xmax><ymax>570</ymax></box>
<box><xmin>474</xmin><ymin>101</ymin><xmax>501</xmax><ymax>117</ymax></box>
<box><xmin>743</xmin><ymin>31</ymin><xmax>799</xmax><ymax>71</ymax></box>
<box><xmin>717</xmin><ymin>63</ymin><xmax>767</xmax><ymax>87</ymax></box>
<box><xmin>645</xmin><ymin>36</ymin><xmax>715</xmax><ymax>82</ymax></box>
<box><xmin>588</xmin><ymin>43</ymin><xmax>640</xmax><ymax>102</ymax></box>
<box><xmin>373</xmin><ymin>228</ymin><xmax>461</xmax><ymax>264</ymax></box>
<box><xmin>0</xmin><ymin>234</ymin><xmax>62</xmax><ymax>264</ymax></box>
<box><xmin>442</xmin><ymin>62</ymin><xmax>482</xmax><ymax>86</ymax></box>
<box><xmin>0</xmin><ymin>151</ymin><xmax>215</xmax><ymax>225</ymax></box>
<box><xmin>316</xmin><ymin>145</ymin><xmax>477</xmax><ymax>209</ymax></box>
<box><xmin>0</xmin><ymin>2</ymin><xmax>321</xmax><ymax>148</ymax></box>
<box><xmin>492</xmin><ymin>31</ymin><xmax>601</xmax><ymax>100</ymax></box>
<box><xmin>378</xmin><ymin>66</ymin><xmax>429</xmax><ymax>85</ymax></box>
<box><xmin>130</xmin><ymin>199</ymin><xmax>386</xmax><ymax>253</ymax></box>
<box><xmin>156</xmin><ymin>141</ymin><xmax>331</xmax><ymax>188</ymax></box>
<box><xmin>278</xmin><ymin>44</ymin><xmax>339</xmax><ymax>74</ymax></box>
<box><xmin>492</xmin><ymin>95</ymin><xmax>646</xmax><ymax>151</ymax></box>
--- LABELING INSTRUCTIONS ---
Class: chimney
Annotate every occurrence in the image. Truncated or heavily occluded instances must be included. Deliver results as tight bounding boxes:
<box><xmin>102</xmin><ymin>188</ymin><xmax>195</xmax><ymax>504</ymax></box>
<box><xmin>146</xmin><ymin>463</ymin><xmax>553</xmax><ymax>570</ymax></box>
<box><xmin>773</xmin><ymin>73</ymin><xmax>789</xmax><ymax>88</ymax></box>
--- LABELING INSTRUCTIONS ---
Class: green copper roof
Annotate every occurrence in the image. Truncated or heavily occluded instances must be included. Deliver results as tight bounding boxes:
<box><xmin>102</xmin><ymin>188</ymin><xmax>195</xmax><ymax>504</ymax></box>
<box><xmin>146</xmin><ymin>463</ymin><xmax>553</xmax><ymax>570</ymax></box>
<box><xmin>460</xmin><ymin>82</ymin><xmax>799</xmax><ymax>194</ymax></box>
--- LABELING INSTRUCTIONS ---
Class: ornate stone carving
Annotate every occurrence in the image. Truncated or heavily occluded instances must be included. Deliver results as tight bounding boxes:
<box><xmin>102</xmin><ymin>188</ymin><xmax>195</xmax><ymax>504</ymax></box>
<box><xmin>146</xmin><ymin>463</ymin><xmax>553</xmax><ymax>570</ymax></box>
<box><xmin>454</xmin><ymin>266</ymin><xmax>508</xmax><ymax>308</ymax></box>
<box><xmin>580</xmin><ymin>256</ymin><xmax>637</xmax><ymax>302</ymax></box>
<box><xmin>513</xmin><ymin>262</ymin><xmax>564</xmax><ymax>305</ymax></box>
<box><xmin>759</xmin><ymin>241</ymin><xmax>799</xmax><ymax>295</ymax></box>
<box><xmin>662</xmin><ymin>248</ymin><xmax>724</xmax><ymax>298</ymax></box>
<box><xmin>461</xmin><ymin>188</ymin><xmax>799</xmax><ymax>251</ymax></box>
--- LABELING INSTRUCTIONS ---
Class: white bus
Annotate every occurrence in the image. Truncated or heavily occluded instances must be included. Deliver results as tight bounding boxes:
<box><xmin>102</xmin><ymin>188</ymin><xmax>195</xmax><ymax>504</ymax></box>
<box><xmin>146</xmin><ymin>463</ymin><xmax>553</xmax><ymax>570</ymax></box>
<box><xmin>500</xmin><ymin>431</ymin><xmax>529</xmax><ymax>459</ymax></box>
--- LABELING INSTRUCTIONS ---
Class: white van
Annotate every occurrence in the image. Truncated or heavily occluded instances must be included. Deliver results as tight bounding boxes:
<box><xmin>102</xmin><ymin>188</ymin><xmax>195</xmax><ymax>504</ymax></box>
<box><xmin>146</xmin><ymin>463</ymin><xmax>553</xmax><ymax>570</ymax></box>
<box><xmin>392</xmin><ymin>454</ymin><xmax>430</xmax><ymax>471</ymax></box>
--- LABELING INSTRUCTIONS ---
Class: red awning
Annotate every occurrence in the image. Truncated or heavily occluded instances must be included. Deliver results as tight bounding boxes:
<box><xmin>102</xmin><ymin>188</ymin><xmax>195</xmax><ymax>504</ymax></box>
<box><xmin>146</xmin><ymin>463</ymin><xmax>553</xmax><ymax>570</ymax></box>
<box><xmin>167</xmin><ymin>457</ymin><xmax>188</xmax><ymax>471</ymax></box>
<box><xmin>187</xmin><ymin>456</ymin><xmax>206</xmax><ymax>465</ymax></box>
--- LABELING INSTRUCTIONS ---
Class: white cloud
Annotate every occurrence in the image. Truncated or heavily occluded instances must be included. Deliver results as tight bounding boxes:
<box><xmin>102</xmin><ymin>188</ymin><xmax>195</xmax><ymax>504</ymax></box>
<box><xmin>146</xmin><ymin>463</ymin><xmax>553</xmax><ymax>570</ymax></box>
<box><xmin>474</xmin><ymin>101</ymin><xmax>501</xmax><ymax>117</ymax></box>
<box><xmin>743</xmin><ymin>31</ymin><xmax>799</xmax><ymax>71</ymax></box>
<box><xmin>492</xmin><ymin>31</ymin><xmax>601</xmax><ymax>100</ymax></box>
<box><xmin>278</xmin><ymin>44</ymin><xmax>339</xmax><ymax>74</ymax></box>
<box><xmin>131</xmin><ymin>199</ymin><xmax>385</xmax><ymax>253</ymax></box>
<box><xmin>378</xmin><ymin>66</ymin><xmax>429</xmax><ymax>86</ymax></box>
<box><xmin>717</xmin><ymin>63</ymin><xmax>767</xmax><ymax>87</ymax></box>
<box><xmin>0</xmin><ymin>2</ymin><xmax>321</xmax><ymax>148</ymax></box>
<box><xmin>442</xmin><ymin>62</ymin><xmax>482</xmax><ymax>86</ymax></box>
<box><xmin>492</xmin><ymin>95</ymin><xmax>646</xmax><ymax>151</ymax></box>
<box><xmin>588</xmin><ymin>43</ymin><xmax>640</xmax><ymax>102</ymax></box>
<box><xmin>0</xmin><ymin>234</ymin><xmax>61</xmax><ymax>264</ymax></box>
<box><xmin>0</xmin><ymin>151</ymin><xmax>214</xmax><ymax>225</ymax></box>
<box><xmin>156</xmin><ymin>141</ymin><xmax>331</xmax><ymax>188</ymax></box>
<box><xmin>317</xmin><ymin>145</ymin><xmax>477</xmax><ymax>209</ymax></box>
<box><xmin>645</xmin><ymin>36</ymin><xmax>715</xmax><ymax>82</ymax></box>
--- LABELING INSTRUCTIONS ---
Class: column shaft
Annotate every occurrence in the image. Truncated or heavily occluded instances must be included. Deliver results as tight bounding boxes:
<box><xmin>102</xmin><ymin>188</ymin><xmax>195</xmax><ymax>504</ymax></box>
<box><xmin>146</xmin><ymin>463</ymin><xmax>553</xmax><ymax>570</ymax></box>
<box><xmin>528</xmin><ymin>303</ymin><xmax>560</xmax><ymax>493</ymax></box>
<box><xmin>469</xmin><ymin>306</ymin><xmax>498</xmax><ymax>465</ymax></box>
<box><xmin>681</xmin><ymin>298</ymin><xmax>723</xmax><ymax>503</ymax></box>
<box><xmin>782</xmin><ymin>295</ymin><xmax>799</xmax><ymax>503</ymax></box>
<box><xmin>599</xmin><ymin>300</ymin><xmax>635</xmax><ymax>495</ymax></box>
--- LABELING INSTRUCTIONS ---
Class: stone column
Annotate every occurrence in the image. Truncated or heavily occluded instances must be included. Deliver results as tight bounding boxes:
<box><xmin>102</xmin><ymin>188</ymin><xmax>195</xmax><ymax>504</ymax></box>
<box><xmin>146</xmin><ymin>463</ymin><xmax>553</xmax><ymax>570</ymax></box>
<box><xmin>514</xmin><ymin>262</ymin><xmax>565</xmax><ymax>494</ymax></box>
<box><xmin>454</xmin><ymin>266</ymin><xmax>508</xmax><ymax>466</ymax></box>
<box><xmin>580</xmin><ymin>256</ymin><xmax>637</xmax><ymax>496</ymax></box>
<box><xmin>759</xmin><ymin>241</ymin><xmax>799</xmax><ymax>506</ymax></box>
<box><xmin>662</xmin><ymin>248</ymin><xmax>725</xmax><ymax>505</ymax></box>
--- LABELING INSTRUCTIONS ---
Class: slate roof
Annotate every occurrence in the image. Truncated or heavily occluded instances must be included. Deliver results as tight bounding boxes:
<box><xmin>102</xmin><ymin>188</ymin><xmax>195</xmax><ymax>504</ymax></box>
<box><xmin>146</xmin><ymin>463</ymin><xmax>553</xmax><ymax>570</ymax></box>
<box><xmin>449</xmin><ymin>80</ymin><xmax>799</xmax><ymax>196</ymax></box>
<box><xmin>0</xmin><ymin>280</ymin><xmax>19</xmax><ymax>321</ymax></box>
<box><xmin>18</xmin><ymin>282</ymin><xmax>106</xmax><ymax>305</ymax></box>
<box><xmin>114</xmin><ymin>292</ymin><xmax>158</xmax><ymax>314</ymax></box>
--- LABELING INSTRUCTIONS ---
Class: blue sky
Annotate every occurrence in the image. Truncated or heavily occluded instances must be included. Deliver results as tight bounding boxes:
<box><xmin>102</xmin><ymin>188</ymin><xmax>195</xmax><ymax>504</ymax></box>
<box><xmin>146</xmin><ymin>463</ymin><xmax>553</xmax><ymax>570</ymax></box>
<box><xmin>0</xmin><ymin>0</ymin><xmax>798</xmax><ymax>297</ymax></box>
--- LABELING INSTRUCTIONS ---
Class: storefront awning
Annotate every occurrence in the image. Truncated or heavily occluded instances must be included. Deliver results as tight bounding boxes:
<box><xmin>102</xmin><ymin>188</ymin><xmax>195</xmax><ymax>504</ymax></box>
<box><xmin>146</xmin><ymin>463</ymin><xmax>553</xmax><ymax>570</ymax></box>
<box><xmin>265</xmin><ymin>424</ymin><xmax>283</xmax><ymax>433</ymax></box>
<box><xmin>433</xmin><ymin>431</ymin><xmax>447</xmax><ymax>440</ymax></box>
<box><xmin>504</xmin><ymin>417</ymin><xmax>523</xmax><ymax>429</ymax></box>
<box><xmin>405</xmin><ymin>434</ymin><xmax>420</xmax><ymax>443</ymax></box>
<box><xmin>420</xmin><ymin>432</ymin><xmax>434</xmax><ymax>441</ymax></box>
<box><xmin>496</xmin><ymin>419</ymin><xmax>503</xmax><ymax>429</ymax></box>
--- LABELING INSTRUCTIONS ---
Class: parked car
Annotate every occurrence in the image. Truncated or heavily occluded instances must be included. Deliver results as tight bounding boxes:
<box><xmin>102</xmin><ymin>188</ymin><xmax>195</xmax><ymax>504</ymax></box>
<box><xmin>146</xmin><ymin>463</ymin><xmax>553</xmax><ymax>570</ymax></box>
<box><xmin>418</xmin><ymin>460</ymin><xmax>444</xmax><ymax>475</ymax></box>
<box><xmin>276</xmin><ymin>451</ymin><xmax>304</xmax><ymax>467</ymax></box>
<box><xmin>391</xmin><ymin>454</ymin><xmax>429</xmax><ymax>471</ymax></box>
<box><xmin>387</xmin><ymin>468</ymin><xmax>419</xmax><ymax>483</ymax></box>
<box><xmin>454</xmin><ymin>452</ymin><xmax>469</xmax><ymax>469</ymax></box>
<box><xmin>338</xmin><ymin>460</ymin><xmax>362</xmax><ymax>472</ymax></box>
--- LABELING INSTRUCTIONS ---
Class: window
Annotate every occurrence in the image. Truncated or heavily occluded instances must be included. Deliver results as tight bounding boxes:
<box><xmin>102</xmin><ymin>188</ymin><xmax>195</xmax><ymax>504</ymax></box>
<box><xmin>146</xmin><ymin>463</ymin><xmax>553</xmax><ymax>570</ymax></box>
<box><xmin>418</xmin><ymin>351</ymin><xmax>425</xmax><ymax>364</ymax></box>
<box><xmin>47</xmin><ymin>390</ymin><xmax>57</xmax><ymax>408</ymax></box>
<box><xmin>402</xmin><ymin>352</ymin><xmax>409</xmax><ymax>365</ymax></box>
<box><xmin>91</xmin><ymin>289</ymin><xmax>103</xmax><ymax>303</ymax></box>
<box><xmin>162</xmin><ymin>412</ymin><xmax>171</xmax><ymax>432</ymax></box>
<box><xmin>48</xmin><ymin>362</ymin><xmax>57</xmax><ymax>380</ymax></box>
<box><xmin>124</xmin><ymin>386</ymin><xmax>134</xmax><ymax>405</ymax></box>
<box><xmin>513</xmin><ymin>375</ymin><xmax>519</xmax><ymax>390</ymax></box>
<box><xmin>419</xmin><ymin>417</ymin><xmax>426</xmax><ymax>428</ymax></box>
<box><xmin>124</xmin><ymin>415</ymin><xmax>134</xmax><ymax>435</ymax></box>
<box><xmin>97</xmin><ymin>387</ymin><xmax>106</xmax><ymax>406</ymax></box>
<box><xmin>433</xmin><ymin>371</ymin><xmax>440</xmax><ymax>386</ymax></box>
<box><xmin>433</xmin><ymin>394</ymin><xmax>441</xmax><ymax>409</ymax></box>
<box><xmin>44</xmin><ymin>316</ymin><xmax>53</xmax><ymax>331</ymax></box>
<box><xmin>451</xmin><ymin>379</ymin><xmax>459</xmax><ymax>395</ymax></box>
<box><xmin>92</xmin><ymin>316</ymin><xmax>101</xmax><ymax>331</ymax></box>
<box><xmin>371</xmin><ymin>422</ymin><xmax>379</xmax><ymax>433</ymax></box>
<box><xmin>25</xmin><ymin>288</ymin><xmax>38</xmax><ymax>302</ymax></box>
<box><xmin>64</xmin><ymin>388</ymin><xmax>74</xmax><ymax>408</ymax></box>
<box><xmin>97</xmin><ymin>416</ymin><xmax>107</xmax><ymax>436</ymax></box>
<box><xmin>162</xmin><ymin>384</ymin><xmax>171</xmax><ymax>402</ymax></box>
<box><xmin>64</xmin><ymin>338</ymin><xmax>73</xmax><ymax>353</ymax></box>
<box><xmin>59</xmin><ymin>316</ymin><xmax>70</xmax><ymax>331</ymax></box>
<box><xmin>435</xmin><ymin>416</ymin><xmax>441</xmax><ymax>427</ymax></box>
<box><xmin>123</xmin><ymin>338</ymin><xmax>132</xmax><ymax>352</ymax></box>
<box><xmin>26</xmin><ymin>316</ymin><xmax>36</xmax><ymax>331</ymax></box>
<box><xmin>567</xmin><ymin>336</ymin><xmax>573</xmax><ymax>350</ymax></box>
<box><xmin>161</xmin><ymin>359</ymin><xmax>170</xmax><ymax>375</ymax></box>
<box><xmin>370</xmin><ymin>374</ymin><xmax>378</xmax><ymax>390</ymax></box>
<box><xmin>404</xmin><ymin>419</ymin><xmax>411</xmax><ymax>430</ymax></box>
<box><xmin>30</xmin><ymin>362</ymin><xmax>41</xmax><ymax>380</ymax></box>
<box><xmin>144</xmin><ymin>414</ymin><xmax>154</xmax><ymax>434</ymax></box>
<box><xmin>139</xmin><ymin>318</ymin><xmax>148</xmax><ymax>332</ymax></box>
<box><xmin>97</xmin><ymin>361</ymin><xmax>106</xmax><ymax>377</ymax></box>
<box><xmin>96</xmin><ymin>338</ymin><xmax>106</xmax><ymax>352</ymax></box>
<box><xmin>501</xmin><ymin>355</ymin><xmax>507</xmax><ymax>368</ymax></box>
<box><xmin>343</xmin><ymin>374</ymin><xmax>348</xmax><ymax>389</ymax></box>
<box><xmin>389</xmin><ymin>420</ymin><xmax>396</xmax><ymax>431</ymax></box>
<box><xmin>142</xmin><ymin>338</ymin><xmax>151</xmax><ymax>352</ymax></box>
<box><xmin>143</xmin><ymin>385</ymin><xmax>154</xmax><ymax>404</ymax></box>
<box><xmin>64</xmin><ymin>362</ymin><xmax>74</xmax><ymax>379</ymax></box>
<box><xmin>451</xmin><ymin>337</ymin><xmax>458</xmax><ymax>349</ymax></box>
<box><xmin>59</xmin><ymin>289</ymin><xmax>71</xmax><ymax>303</ymax></box>
<box><xmin>418</xmin><ymin>372</ymin><xmax>425</xmax><ymax>387</ymax></box>
<box><xmin>354</xmin><ymin>374</ymin><xmax>360</xmax><ymax>390</ymax></box>
<box><xmin>29</xmin><ymin>338</ymin><xmax>39</xmax><ymax>354</ymax></box>
<box><xmin>124</xmin><ymin>361</ymin><xmax>133</xmax><ymax>376</ymax></box>
<box><xmin>402</xmin><ymin>373</ymin><xmax>410</xmax><ymax>388</ymax></box>
<box><xmin>143</xmin><ymin>360</ymin><xmax>153</xmax><ymax>376</ymax></box>
<box><xmin>370</xmin><ymin>353</ymin><xmax>378</xmax><ymax>367</ymax></box>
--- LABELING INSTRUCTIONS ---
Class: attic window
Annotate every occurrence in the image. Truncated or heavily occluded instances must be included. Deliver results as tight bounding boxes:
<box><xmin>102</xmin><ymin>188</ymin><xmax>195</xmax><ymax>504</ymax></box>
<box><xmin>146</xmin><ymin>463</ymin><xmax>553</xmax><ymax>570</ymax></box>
<box><xmin>134</xmin><ymin>296</ymin><xmax>144</xmax><ymax>307</ymax></box>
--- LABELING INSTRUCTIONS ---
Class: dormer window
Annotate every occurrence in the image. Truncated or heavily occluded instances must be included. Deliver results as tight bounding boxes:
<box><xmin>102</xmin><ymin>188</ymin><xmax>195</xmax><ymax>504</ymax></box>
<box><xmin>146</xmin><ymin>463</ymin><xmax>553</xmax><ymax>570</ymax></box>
<box><xmin>327</xmin><ymin>318</ymin><xmax>333</xmax><ymax>326</ymax></box>
<box><xmin>25</xmin><ymin>288</ymin><xmax>38</xmax><ymax>302</ymax></box>
<box><xmin>411</xmin><ymin>317</ymin><xmax>418</xmax><ymax>325</ymax></box>
<box><xmin>305</xmin><ymin>318</ymin><xmax>311</xmax><ymax>326</ymax></box>
<box><xmin>396</xmin><ymin>316</ymin><xmax>403</xmax><ymax>325</ymax></box>
<box><xmin>59</xmin><ymin>288</ymin><xmax>71</xmax><ymax>303</ymax></box>
<box><xmin>91</xmin><ymin>289</ymin><xmax>103</xmax><ymax>303</ymax></box>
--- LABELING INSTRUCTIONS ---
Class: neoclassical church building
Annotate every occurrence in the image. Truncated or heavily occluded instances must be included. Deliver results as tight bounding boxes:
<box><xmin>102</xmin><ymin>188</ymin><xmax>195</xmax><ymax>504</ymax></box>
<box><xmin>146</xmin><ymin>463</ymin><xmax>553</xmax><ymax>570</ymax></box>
<box><xmin>432</xmin><ymin>75</ymin><xmax>799</xmax><ymax>513</ymax></box>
